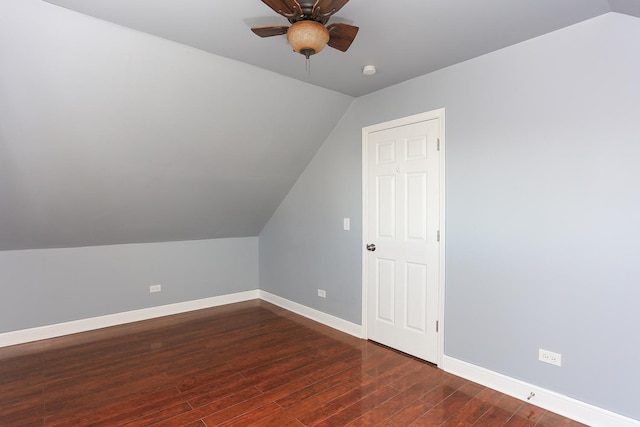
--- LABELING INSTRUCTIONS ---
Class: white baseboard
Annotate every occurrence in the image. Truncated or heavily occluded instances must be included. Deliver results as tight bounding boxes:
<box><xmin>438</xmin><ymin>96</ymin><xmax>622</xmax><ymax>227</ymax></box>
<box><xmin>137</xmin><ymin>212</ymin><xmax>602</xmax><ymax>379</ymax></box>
<box><xmin>0</xmin><ymin>290</ymin><xmax>364</xmax><ymax>348</ymax></box>
<box><xmin>258</xmin><ymin>290</ymin><xmax>363</xmax><ymax>338</ymax></box>
<box><xmin>0</xmin><ymin>290</ymin><xmax>259</xmax><ymax>348</ymax></box>
<box><xmin>441</xmin><ymin>355</ymin><xmax>640</xmax><ymax>427</ymax></box>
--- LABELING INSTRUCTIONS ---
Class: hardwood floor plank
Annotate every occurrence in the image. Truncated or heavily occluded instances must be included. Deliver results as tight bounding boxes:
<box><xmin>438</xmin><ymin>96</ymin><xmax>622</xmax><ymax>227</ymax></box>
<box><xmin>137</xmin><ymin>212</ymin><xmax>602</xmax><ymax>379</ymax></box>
<box><xmin>192</xmin><ymin>386</ymin><xmax>264</xmax><ymax>414</ymax></box>
<box><xmin>252</xmin><ymin>359</ymin><xmax>352</xmax><ymax>393</ymax></box>
<box><xmin>473</xmin><ymin>394</ymin><xmax>524</xmax><ymax>426</ymax></box>
<box><xmin>295</xmin><ymin>380</ymin><xmax>388</xmax><ymax>426</ymax></box>
<box><xmin>504</xmin><ymin>402</ymin><xmax>547</xmax><ymax>426</ymax></box>
<box><xmin>439</xmin><ymin>386</ymin><xmax>503</xmax><ymax>426</ymax></box>
<box><xmin>253</xmin><ymin>373</ymin><xmax>380</xmax><ymax>426</ymax></box>
<box><xmin>273</xmin><ymin>366</ymin><xmax>368</xmax><ymax>409</ymax></box>
<box><xmin>366</xmin><ymin>358</ymin><xmax>422</xmax><ymax>388</ymax></box>
<box><xmin>347</xmin><ymin>380</ymin><xmax>449</xmax><ymax>427</ymax></box>
<box><xmin>405</xmin><ymin>381</ymin><xmax>484</xmax><ymax>425</ymax></box>
<box><xmin>385</xmin><ymin>360</ymin><xmax>439</xmax><ymax>392</ymax></box>
<box><xmin>46</xmin><ymin>388</ymin><xmax>185</xmax><ymax>426</ymax></box>
<box><xmin>108</xmin><ymin>401</ymin><xmax>193</xmax><ymax>427</ymax></box>
<box><xmin>277</xmin><ymin>419</ymin><xmax>306</xmax><ymax>427</ymax></box>
<box><xmin>153</xmin><ymin>387</ymin><xmax>264</xmax><ymax>427</ymax></box>
<box><xmin>378</xmin><ymin>397</ymin><xmax>435</xmax><ymax>426</ymax></box>
<box><xmin>420</xmin><ymin>382</ymin><xmax>464</xmax><ymax>407</ymax></box>
<box><xmin>240</xmin><ymin>351</ymin><xmax>322</xmax><ymax>384</ymax></box>
<box><xmin>314</xmin><ymin>385</ymin><xmax>400</xmax><ymax>427</ymax></box>
<box><xmin>177</xmin><ymin>365</ymin><xmax>240</xmax><ymax>394</ymax></box>
<box><xmin>215</xmin><ymin>401</ymin><xmax>283</xmax><ymax>427</ymax></box>
<box><xmin>199</xmin><ymin>392</ymin><xmax>282</xmax><ymax>426</ymax></box>
<box><xmin>187</xmin><ymin>377</ymin><xmax>260</xmax><ymax>409</ymax></box>
<box><xmin>0</xmin><ymin>300</ymin><xmax>588</xmax><ymax>427</ymax></box>
<box><xmin>536</xmin><ymin>411</ymin><xmax>589</xmax><ymax>427</ymax></box>
<box><xmin>0</xmin><ymin>398</ymin><xmax>44</xmax><ymax>427</ymax></box>
<box><xmin>0</xmin><ymin>381</ymin><xmax>42</xmax><ymax>407</ymax></box>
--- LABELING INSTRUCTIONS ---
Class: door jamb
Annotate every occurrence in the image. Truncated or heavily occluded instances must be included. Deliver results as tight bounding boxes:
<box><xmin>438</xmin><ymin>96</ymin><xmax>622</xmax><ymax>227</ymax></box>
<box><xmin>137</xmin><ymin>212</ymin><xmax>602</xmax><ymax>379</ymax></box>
<box><xmin>361</xmin><ymin>109</ymin><xmax>446</xmax><ymax>366</ymax></box>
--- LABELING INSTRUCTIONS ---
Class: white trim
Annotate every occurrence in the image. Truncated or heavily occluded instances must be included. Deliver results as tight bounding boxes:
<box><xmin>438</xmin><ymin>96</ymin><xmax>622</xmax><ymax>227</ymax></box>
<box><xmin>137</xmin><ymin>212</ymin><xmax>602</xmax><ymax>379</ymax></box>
<box><xmin>361</xmin><ymin>108</ymin><xmax>446</xmax><ymax>366</ymax></box>
<box><xmin>436</xmin><ymin>111</ymin><xmax>446</xmax><ymax>367</ymax></box>
<box><xmin>259</xmin><ymin>290</ymin><xmax>363</xmax><ymax>338</ymax></box>
<box><xmin>363</xmin><ymin>110</ymin><xmax>447</xmax><ymax>134</ymax></box>
<box><xmin>0</xmin><ymin>290</ymin><xmax>259</xmax><ymax>348</ymax></box>
<box><xmin>442</xmin><ymin>356</ymin><xmax>640</xmax><ymax>427</ymax></box>
<box><xmin>0</xmin><ymin>290</ymin><xmax>364</xmax><ymax>348</ymax></box>
<box><xmin>361</xmin><ymin>123</ymin><xmax>369</xmax><ymax>347</ymax></box>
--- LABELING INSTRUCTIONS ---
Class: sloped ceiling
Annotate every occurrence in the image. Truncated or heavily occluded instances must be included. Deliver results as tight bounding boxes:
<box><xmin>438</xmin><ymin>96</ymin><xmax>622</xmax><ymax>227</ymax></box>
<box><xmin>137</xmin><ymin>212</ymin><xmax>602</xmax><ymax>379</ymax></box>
<box><xmin>1</xmin><ymin>0</ymin><xmax>637</xmax><ymax>251</ymax></box>
<box><xmin>0</xmin><ymin>0</ymin><xmax>352</xmax><ymax>251</ymax></box>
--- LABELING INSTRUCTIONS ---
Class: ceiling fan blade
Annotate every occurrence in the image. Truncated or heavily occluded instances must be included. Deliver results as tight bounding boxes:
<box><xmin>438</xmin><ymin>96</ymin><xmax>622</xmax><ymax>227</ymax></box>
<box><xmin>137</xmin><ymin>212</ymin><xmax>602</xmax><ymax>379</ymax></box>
<box><xmin>251</xmin><ymin>25</ymin><xmax>289</xmax><ymax>37</ymax></box>
<box><xmin>261</xmin><ymin>0</ymin><xmax>302</xmax><ymax>18</ymax></box>
<box><xmin>313</xmin><ymin>0</ymin><xmax>350</xmax><ymax>18</ymax></box>
<box><xmin>327</xmin><ymin>23</ymin><xmax>359</xmax><ymax>52</ymax></box>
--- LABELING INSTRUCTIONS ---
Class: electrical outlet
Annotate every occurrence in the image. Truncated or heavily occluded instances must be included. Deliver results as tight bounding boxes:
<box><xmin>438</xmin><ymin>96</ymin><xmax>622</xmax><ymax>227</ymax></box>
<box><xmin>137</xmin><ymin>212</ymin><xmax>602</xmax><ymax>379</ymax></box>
<box><xmin>149</xmin><ymin>284</ymin><xmax>162</xmax><ymax>293</ymax></box>
<box><xmin>343</xmin><ymin>218</ymin><xmax>350</xmax><ymax>231</ymax></box>
<box><xmin>317</xmin><ymin>289</ymin><xmax>326</xmax><ymax>298</ymax></box>
<box><xmin>539</xmin><ymin>348</ymin><xmax>562</xmax><ymax>367</ymax></box>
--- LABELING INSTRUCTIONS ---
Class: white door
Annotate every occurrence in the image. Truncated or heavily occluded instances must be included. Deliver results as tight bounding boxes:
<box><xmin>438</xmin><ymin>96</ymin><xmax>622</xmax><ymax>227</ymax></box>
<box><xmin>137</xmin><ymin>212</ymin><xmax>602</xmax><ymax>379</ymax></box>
<box><xmin>364</xmin><ymin>112</ymin><xmax>443</xmax><ymax>364</ymax></box>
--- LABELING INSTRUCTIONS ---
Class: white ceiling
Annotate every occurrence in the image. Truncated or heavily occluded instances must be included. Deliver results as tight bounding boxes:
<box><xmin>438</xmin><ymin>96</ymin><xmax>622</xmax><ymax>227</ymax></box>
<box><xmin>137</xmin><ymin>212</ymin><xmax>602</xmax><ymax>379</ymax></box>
<box><xmin>42</xmin><ymin>0</ymin><xmax>637</xmax><ymax>97</ymax></box>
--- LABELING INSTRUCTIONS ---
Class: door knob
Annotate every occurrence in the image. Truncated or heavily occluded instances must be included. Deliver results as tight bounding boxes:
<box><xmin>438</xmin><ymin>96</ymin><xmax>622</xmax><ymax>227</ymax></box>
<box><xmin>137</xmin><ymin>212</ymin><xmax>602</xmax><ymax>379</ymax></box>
<box><xmin>366</xmin><ymin>243</ymin><xmax>376</xmax><ymax>251</ymax></box>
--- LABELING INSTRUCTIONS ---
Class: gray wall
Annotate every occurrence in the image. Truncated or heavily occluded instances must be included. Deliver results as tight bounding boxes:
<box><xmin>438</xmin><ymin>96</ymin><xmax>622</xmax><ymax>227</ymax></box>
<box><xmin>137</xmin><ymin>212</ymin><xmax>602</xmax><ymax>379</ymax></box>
<box><xmin>259</xmin><ymin>111</ymin><xmax>363</xmax><ymax>323</ymax></box>
<box><xmin>0</xmin><ymin>0</ymin><xmax>352</xmax><ymax>251</ymax></box>
<box><xmin>260</xmin><ymin>13</ymin><xmax>640</xmax><ymax>420</ymax></box>
<box><xmin>0</xmin><ymin>237</ymin><xmax>258</xmax><ymax>333</ymax></box>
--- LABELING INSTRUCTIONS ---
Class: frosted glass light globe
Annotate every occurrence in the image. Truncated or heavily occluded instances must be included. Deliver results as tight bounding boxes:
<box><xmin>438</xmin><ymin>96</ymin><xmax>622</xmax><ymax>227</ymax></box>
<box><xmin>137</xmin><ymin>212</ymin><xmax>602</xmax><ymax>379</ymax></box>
<box><xmin>287</xmin><ymin>21</ymin><xmax>330</xmax><ymax>58</ymax></box>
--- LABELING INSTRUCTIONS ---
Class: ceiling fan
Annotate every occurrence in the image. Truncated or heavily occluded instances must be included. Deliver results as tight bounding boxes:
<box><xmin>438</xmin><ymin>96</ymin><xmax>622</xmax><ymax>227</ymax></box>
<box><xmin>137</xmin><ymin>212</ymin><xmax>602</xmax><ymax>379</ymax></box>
<box><xmin>251</xmin><ymin>0</ymin><xmax>359</xmax><ymax>60</ymax></box>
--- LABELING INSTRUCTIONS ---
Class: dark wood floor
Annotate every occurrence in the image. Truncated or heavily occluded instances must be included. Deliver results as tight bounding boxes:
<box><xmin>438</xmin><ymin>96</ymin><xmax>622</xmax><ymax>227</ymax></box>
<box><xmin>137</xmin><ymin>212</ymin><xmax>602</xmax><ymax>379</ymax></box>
<box><xmin>0</xmin><ymin>300</ymin><xmax>586</xmax><ymax>426</ymax></box>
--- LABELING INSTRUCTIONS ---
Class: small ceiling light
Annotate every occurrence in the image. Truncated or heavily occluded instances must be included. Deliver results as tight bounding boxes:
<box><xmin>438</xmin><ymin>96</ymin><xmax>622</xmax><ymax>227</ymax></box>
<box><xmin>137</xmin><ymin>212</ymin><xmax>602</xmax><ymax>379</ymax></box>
<box><xmin>363</xmin><ymin>65</ymin><xmax>377</xmax><ymax>76</ymax></box>
<box><xmin>287</xmin><ymin>21</ymin><xmax>330</xmax><ymax>60</ymax></box>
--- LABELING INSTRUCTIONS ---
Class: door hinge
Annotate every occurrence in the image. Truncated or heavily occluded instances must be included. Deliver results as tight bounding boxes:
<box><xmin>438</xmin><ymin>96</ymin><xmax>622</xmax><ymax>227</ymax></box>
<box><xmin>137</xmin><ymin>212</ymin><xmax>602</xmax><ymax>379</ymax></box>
<box><xmin>437</xmin><ymin>138</ymin><xmax>440</xmax><ymax>151</ymax></box>
<box><xmin>437</xmin><ymin>230</ymin><xmax>440</xmax><ymax>242</ymax></box>
<box><xmin>436</xmin><ymin>320</ymin><xmax>439</xmax><ymax>333</ymax></box>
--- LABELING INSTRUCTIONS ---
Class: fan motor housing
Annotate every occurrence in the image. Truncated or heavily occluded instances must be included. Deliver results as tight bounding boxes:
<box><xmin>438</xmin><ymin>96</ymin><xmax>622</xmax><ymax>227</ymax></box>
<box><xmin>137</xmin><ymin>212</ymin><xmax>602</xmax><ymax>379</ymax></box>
<box><xmin>288</xmin><ymin>0</ymin><xmax>329</xmax><ymax>24</ymax></box>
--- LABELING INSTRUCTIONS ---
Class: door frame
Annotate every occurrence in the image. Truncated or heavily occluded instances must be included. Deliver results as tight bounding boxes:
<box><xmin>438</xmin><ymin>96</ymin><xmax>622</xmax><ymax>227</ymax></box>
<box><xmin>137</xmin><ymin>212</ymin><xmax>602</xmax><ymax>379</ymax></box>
<box><xmin>361</xmin><ymin>109</ymin><xmax>446</xmax><ymax>366</ymax></box>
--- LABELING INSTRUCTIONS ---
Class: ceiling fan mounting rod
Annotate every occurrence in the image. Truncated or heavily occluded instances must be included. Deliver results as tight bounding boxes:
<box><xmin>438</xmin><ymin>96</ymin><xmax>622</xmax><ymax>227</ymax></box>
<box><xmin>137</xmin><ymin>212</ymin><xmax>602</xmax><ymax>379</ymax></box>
<box><xmin>278</xmin><ymin>5</ymin><xmax>301</xmax><ymax>20</ymax></box>
<box><xmin>313</xmin><ymin>6</ymin><xmax>337</xmax><ymax>19</ymax></box>
<box><xmin>294</xmin><ymin>1</ymin><xmax>332</xmax><ymax>23</ymax></box>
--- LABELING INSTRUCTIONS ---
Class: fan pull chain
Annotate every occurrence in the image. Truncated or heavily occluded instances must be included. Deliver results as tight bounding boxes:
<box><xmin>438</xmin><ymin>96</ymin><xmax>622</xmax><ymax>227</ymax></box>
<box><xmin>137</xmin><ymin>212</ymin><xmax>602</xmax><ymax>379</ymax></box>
<box><xmin>300</xmin><ymin>48</ymin><xmax>313</xmax><ymax>75</ymax></box>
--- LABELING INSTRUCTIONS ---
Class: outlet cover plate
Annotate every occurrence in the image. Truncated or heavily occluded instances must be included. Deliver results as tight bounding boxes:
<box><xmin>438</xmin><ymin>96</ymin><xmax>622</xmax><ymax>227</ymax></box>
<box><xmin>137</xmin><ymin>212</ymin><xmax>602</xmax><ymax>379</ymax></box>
<box><xmin>149</xmin><ymin>284</ymin><xmax>162</xmax><ymax>293</ymax></box>
<box><xmin>539</xmin><ymin>348</ymin><xmax>562</xmax><ymax>367</ymax></box>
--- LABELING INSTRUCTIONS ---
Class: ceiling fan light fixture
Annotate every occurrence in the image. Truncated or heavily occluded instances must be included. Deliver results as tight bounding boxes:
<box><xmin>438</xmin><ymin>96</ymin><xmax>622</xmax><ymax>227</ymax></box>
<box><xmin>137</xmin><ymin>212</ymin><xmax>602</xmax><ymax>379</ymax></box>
<box><xmin>287</xmin><ymin>20</ymin><xmax>329</xmax><ymax>58</ymax></box>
